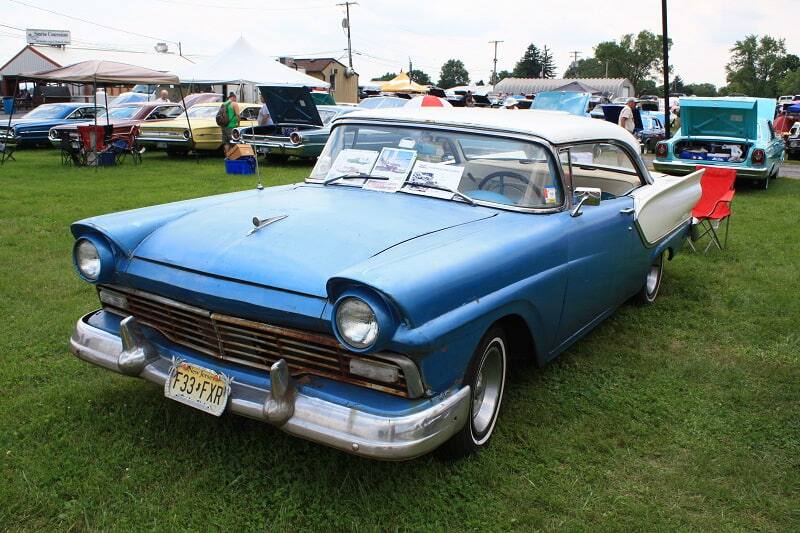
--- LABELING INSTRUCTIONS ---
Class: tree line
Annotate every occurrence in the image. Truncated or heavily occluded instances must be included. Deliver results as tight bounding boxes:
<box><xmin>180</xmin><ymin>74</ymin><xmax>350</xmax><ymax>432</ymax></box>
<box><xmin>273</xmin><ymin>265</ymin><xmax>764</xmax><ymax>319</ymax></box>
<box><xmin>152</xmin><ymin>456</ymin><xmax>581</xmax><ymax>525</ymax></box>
<box><xmin>374</xmin><ymin>32</ymin><xmax>800</xmax><ymax>96</ymax></box>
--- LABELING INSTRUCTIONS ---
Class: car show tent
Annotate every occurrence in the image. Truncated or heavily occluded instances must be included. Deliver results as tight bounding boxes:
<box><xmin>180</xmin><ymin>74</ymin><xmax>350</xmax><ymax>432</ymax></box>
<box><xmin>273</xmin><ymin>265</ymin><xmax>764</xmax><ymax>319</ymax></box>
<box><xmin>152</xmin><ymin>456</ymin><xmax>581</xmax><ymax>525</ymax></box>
<box><xmin>17</xmin><ymin>60</ymin><xmax>189</xmax><ymax>159</ymax></box>
<box><xmin>379</xmin><ymin>72</ymin><xmax>428</xmax><ymax>94</ymax></box>
<box><xmin>173</xmin><ymin>37</ymin><xmax>328</xmax><ymax>98</ymax></box>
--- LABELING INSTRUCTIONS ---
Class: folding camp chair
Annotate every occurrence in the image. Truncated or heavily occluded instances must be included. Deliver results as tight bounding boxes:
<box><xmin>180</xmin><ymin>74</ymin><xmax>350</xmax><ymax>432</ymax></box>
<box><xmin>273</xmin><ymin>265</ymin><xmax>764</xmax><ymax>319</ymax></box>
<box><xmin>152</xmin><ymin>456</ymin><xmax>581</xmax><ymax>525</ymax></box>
<box><xmin>59</xmin><ymin>131</ymin><xmax>85</xmax><ymax>167</ymax></box>
<box><xmin>108</xmin><ymin>125</ymin><xmax>144</xmax><ymax>165</ymax></box>
<box><xmin>689</xmin><ymin>165</ymin><xmax>736</xmax><ymax>254</ymax></box>
<box><xmin>0</xmin><ymin>139</ymin><xmax>16</xmax><ymax>165</ymax></box>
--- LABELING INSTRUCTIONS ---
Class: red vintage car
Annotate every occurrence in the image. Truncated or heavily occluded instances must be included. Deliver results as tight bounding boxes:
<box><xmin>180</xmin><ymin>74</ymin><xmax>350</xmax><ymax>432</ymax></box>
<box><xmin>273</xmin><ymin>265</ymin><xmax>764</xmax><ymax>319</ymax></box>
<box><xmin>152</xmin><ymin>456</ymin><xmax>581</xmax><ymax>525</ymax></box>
<box><xmin>48</xmin><ymin>102</ymin><xmax>184</xmax><ymax>147</ymax></box>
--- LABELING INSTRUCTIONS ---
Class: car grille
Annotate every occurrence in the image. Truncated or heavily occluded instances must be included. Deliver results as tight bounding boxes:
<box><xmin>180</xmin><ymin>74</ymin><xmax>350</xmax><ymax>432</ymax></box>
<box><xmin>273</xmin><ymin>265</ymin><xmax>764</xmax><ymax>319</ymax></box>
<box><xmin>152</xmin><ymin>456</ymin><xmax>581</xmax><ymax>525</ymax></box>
<box><xmin>98</xmin><ymin>286</ymin><xmax>410</xmax><ymax>397</ymax></box>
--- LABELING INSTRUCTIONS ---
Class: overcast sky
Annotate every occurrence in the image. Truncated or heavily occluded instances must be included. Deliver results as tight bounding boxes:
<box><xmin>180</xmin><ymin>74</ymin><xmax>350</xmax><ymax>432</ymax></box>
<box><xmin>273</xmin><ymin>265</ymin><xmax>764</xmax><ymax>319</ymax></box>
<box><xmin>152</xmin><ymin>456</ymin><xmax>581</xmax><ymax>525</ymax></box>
<box><xmin>1</xmin><ymin>0</ymin><xmax>798</xmax><ymax>88</ymax></box>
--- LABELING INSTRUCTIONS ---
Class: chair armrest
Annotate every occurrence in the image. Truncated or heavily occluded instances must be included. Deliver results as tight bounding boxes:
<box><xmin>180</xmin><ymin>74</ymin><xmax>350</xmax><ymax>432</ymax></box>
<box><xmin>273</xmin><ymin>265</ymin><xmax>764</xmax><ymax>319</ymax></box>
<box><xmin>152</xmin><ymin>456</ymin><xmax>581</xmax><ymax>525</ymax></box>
<box><xmin>719</xmin><ymin>190</ymin><xmax>735</xmax><ymax>203</ymax></box>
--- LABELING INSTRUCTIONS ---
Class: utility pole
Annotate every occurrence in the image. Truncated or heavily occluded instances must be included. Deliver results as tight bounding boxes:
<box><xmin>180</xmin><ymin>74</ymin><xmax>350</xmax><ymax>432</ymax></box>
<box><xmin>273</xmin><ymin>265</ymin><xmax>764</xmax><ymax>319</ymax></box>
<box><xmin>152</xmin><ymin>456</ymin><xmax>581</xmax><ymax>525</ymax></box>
<box><xmin>661</xmin><ymin>0</ymin><xmax>671</xmax><ymax>138</ymax></box>
<box><xmin>569</xmin><ymin>51</ymin><xmax>581</xmax><ymax>77</ymax></box>
<box><xmin>409</xmin><ymin>57</ymin><xmax>413</xmax><ymax>82</ymax></box>
<box><xmin>489</xmin><ymin>40</ymin><xmax>503</xmax><ymax>85</ymax></box>
<box><xmin>337</xmin><ymin>1</ymin><xmax>358</xmax><ymax>69</ymax></box>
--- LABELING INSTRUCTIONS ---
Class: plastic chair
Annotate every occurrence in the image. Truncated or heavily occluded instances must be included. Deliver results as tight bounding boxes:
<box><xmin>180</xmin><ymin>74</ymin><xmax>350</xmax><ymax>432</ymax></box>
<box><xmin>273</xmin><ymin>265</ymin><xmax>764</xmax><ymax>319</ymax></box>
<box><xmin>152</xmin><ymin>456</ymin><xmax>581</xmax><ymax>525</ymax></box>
<box><xmin>689</xmin><ymin>166</ymin><xmax>736</xmax><ymax>253</ymax></box>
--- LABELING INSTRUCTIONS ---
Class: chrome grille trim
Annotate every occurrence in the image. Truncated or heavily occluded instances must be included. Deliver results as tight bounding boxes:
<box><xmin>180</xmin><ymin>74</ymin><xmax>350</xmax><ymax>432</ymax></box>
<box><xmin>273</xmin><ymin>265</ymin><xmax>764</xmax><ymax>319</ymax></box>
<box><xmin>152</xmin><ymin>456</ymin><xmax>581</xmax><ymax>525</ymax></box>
<box><xmin>98</xmin><ymin>285</ymin><xmax>422</xmax><ymax>398</ymax></box>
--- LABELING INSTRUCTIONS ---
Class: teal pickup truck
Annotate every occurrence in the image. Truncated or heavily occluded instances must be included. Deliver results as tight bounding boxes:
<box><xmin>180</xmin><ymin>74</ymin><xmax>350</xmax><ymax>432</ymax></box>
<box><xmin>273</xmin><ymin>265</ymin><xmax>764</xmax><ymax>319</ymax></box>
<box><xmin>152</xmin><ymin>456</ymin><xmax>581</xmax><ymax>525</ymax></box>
<box><xmin>654</xmin><ymin>97</ymin><xmax>784</xmax><ymax>189</ymax></box>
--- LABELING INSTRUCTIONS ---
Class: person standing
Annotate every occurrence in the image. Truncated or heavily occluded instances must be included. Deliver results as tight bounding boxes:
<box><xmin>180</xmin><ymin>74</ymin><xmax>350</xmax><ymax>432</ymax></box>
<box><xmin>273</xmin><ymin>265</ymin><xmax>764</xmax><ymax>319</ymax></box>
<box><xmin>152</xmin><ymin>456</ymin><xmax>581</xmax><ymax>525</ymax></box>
<box><xmin>257</xmin><ymin>94</ymin><xmax>273</xmax><ymax>126</ymax></box>
<box><xmin>464</xmin><ymin>90</ymin><xmax>476</xmax><ymax>108</ymax></box>
<box><xmin>221</xmin><ymin>91</ymin><xmax>240</xmax><ymax>154</ymax></box>
<box><xmin>618</xmin><ymin>97</ymin><xmax>637</xmax><ymax>133</ymax></box>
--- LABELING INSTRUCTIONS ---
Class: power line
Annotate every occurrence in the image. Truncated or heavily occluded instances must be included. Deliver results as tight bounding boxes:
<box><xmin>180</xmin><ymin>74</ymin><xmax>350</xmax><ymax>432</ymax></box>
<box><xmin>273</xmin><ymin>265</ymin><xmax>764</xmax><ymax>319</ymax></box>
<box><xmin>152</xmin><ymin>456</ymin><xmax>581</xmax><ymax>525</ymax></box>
<box><xmin>147</xmin><ymin>0</ymin><xmax>335</xmax><ymax>11</ymax></box>
<box><xmin>9</xmin><ymin>0</ymin><xmax>178</xmax><ymax>44</ymax></box>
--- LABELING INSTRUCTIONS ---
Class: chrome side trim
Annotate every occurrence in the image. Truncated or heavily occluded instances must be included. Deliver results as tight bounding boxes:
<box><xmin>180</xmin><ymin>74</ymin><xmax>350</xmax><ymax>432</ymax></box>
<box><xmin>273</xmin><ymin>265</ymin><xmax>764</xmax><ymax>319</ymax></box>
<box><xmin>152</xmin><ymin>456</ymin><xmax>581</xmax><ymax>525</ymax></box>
<box><xmin>69</xmin><ymin>312</ymin><xmax>469</xmax><ymax>460</ymax></box>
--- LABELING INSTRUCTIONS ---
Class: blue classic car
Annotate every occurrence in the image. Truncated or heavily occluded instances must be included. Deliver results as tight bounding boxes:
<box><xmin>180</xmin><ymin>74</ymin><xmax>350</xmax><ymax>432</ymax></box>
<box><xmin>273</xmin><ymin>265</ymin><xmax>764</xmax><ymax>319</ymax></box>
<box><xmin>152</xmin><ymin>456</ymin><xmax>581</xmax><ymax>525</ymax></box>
<box><xmin>0</xmin><ymin>103</ymin><xmax>105</xmax><ymax>147</ymax></box>
<box><xmin>530</xmin><ymin>91</ymin><xmax>591</xmax><ymax>116</ymax></box>
<box><xmin>654</xmin><ymin>97</ymin><xmax>784</xmax><ymax>189</ymax></box>
<box><xmin>68</xmin><ymin>109</ymin><xmax>702</xmax><ymax>460</ymax></box>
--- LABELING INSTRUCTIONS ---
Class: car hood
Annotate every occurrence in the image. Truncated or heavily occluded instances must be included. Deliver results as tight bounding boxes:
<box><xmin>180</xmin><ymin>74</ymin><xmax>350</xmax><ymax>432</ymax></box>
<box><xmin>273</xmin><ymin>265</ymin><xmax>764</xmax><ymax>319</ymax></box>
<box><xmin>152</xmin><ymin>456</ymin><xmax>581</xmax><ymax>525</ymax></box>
<box><xmin>131</xmin><ymin>185</ymin><xmax>496</xmax><ymax>297</ymax></box>
<box><xmin>7</xmin><ymin>118</ymin><xmax>82</xmax><ymax>129</ymax></box>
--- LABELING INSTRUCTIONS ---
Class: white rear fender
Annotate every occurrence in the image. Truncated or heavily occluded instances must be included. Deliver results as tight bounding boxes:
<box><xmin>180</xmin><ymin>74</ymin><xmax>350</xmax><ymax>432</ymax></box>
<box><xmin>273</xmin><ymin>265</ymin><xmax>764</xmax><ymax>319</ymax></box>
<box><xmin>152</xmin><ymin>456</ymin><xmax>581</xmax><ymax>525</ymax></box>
<box><xmin>631</xmin><ymin>169</ymin><xmax>704</xmax><ymax>246</ymax></box>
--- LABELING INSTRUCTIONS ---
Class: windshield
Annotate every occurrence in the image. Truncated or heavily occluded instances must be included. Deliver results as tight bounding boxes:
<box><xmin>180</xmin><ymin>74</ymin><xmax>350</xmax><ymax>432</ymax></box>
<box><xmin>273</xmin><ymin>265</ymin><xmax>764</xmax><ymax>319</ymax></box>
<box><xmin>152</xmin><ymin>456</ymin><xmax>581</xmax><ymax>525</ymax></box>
<box><xmin>23</xmin><ymin>104</ymin><xmax>72</xmax><ymax>119</ymax></box>
<box><xmin>131</xmin><ymin>84</ymin><xmax>155</xmax><ymax>94</ymax></box>
<box><xmin>106</xmin><ymin>106</ymin><xmax>141</xmax><ymax>119</ymax></box>
<box><xmin>113</xmin><ymin>92</ymin><xmax>149</xmax><ymax>105</ymax></box>
<box><xmin>319</xmin><ymin>109</ymin><xmax>339</xmax><ymax>125</ymax></box>
<box><xmin>183</xmin><ymin>106</ymin><xmax>220</xmax><ymax>119</ymax></box>
<box><xmin>358</xmin><ymin>97</ymin><xmax>407</xmax><ymax>109</ymax></box>
<box><xmin>309</xmin><ymin>124</ymin><xmax>562</xmax><ymax>210</ymax></box>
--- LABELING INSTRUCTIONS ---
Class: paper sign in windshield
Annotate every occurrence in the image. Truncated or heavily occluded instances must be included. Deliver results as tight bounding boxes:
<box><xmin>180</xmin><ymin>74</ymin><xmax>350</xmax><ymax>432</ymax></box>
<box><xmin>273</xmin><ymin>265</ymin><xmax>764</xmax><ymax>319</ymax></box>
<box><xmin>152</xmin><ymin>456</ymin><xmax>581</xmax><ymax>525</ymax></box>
<box><xmin>365</xmin><ymin>148</ymin><xmax>417</xmax><ymax>192</ymax></box>
<box><xmin>406</xmin><ymin>161</ymin><xmax>465</xmax><ymax>199</ymax></box>
<box><xmin>325</xmin><ymin>149</ymin><xmax>379</xmax><ymax>182</ymax></box>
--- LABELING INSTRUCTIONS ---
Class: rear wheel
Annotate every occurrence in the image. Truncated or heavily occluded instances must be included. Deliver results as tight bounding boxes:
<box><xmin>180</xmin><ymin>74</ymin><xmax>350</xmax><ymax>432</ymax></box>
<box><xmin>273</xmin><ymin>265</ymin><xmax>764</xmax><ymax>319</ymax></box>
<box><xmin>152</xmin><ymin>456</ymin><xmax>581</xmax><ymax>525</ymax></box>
<box><xmin>438</xmin><ymin>326</ymin><xmax>507</xmax><ymax>459</ymax></box>
<box><xmin>636</xmin><ymin>251</ymin><xmax>666</xmax><ymax>304</ymax></box>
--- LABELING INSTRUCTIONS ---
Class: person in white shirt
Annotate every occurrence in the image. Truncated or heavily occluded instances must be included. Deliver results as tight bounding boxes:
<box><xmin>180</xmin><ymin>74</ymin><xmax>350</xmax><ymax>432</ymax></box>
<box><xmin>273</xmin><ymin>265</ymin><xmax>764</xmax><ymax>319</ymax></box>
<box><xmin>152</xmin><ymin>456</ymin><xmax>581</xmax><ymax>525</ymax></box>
<box><xmin>158</xmin><ymin>89</ymin><xmax>170</xmax><ymax>102</ymax></box>
<box><xmin>257</xmin><ymin>95</ymin><xmax>274</xmax><ymax>126</ymax></box>
<box><xmin>618</xmin><ymin>97</ymin><xmax>637</xmax><ymax>133</ymax></box>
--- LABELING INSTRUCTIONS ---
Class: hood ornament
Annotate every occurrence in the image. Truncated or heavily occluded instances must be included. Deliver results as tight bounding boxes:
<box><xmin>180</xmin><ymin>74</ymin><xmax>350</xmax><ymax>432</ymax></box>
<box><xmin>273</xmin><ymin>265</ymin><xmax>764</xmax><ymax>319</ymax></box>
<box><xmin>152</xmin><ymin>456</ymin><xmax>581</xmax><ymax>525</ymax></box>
<box><xmin>247</xmin><ymin>214</ymin><xmax>288</xmax><ymax>236</ymax></box>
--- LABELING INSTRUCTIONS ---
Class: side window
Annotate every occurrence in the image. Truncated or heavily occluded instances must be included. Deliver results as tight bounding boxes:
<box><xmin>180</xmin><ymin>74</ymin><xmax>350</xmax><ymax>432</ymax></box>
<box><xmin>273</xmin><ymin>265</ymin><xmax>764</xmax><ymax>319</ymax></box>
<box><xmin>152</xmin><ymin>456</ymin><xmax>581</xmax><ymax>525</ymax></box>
<box><xmin>240</xmin><ymin>107</ymin><xmax>258</xmax><ymax>121</ymax></box>
<box><xmin>68</xmin><ymin>108</ymin><xmax>84</xmax><ymax>119</ymax></box>
<box><xmin>563</xmin><ymin>143</ymin><xmax>643</xmax><ymax>199</ymax></box>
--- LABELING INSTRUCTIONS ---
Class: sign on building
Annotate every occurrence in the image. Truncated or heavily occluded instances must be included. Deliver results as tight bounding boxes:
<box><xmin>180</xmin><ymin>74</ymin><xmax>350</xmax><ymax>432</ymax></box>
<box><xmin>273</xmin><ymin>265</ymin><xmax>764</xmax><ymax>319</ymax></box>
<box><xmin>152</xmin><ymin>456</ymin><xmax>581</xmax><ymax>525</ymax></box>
<box><xmin>26</xmin><ymin>29</ymin><xmax>71</xmax><ymax>46</ymax></box>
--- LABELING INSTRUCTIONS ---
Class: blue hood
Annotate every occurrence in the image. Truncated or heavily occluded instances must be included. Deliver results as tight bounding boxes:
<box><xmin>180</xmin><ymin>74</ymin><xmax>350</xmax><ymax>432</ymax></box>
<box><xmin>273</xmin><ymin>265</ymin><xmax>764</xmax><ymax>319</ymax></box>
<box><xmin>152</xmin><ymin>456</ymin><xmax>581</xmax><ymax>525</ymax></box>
<box><xmin>7</xmin><ymin>118</ymin><xmax>90</xmax><ymax>130</ymax></box>
<box><xmin>126</xmin><ymin>185</ymin><xmax>496</xmax><ymax>297</ymax></box>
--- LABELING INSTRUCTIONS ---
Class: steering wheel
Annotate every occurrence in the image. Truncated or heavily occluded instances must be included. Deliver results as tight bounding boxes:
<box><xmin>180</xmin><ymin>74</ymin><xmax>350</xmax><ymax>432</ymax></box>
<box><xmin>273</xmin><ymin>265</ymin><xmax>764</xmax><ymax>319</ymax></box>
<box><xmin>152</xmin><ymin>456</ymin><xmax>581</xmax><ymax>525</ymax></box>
<box><xmin>478</xmin><ymin>171</ymin><xmax>542</xmax><ymax>201</ymax></box>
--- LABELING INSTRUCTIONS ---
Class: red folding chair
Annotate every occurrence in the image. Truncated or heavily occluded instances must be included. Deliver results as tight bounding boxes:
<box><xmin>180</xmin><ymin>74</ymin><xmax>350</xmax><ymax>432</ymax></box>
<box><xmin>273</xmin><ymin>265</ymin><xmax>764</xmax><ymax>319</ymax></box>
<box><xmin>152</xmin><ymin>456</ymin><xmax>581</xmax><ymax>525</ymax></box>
<box><xmin>76</xmin><ymin>124</ymin><xmax>110</xmax><ymax>153</ymax></box>
<box><xmin>689</xmin><ymin>165</ymin><xmax>736</xmax><ymax>253</ymax></box>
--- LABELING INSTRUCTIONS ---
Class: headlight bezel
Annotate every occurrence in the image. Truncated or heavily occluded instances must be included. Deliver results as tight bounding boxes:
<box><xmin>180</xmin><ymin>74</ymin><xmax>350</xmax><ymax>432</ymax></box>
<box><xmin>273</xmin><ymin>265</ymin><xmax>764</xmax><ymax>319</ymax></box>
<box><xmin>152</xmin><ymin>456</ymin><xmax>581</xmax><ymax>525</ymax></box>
<box><xmin>72</xmin><ymin>236</ymin><xmax>114</xmax><ymax>283</ymax></box>
<box><xmin>332</xmin><ymin>290</ymin><xmax>396</xmax><ymax>353</ymax></box>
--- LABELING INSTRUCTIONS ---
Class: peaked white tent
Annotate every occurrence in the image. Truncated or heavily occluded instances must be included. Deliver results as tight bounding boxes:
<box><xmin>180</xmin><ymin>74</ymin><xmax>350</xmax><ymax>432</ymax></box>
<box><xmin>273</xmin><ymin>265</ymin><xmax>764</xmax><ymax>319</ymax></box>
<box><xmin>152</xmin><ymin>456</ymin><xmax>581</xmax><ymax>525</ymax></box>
<box><xmin>173</xmin><ymin>37</ymin><xmax>328</xmax><ymax>88</ymax></box>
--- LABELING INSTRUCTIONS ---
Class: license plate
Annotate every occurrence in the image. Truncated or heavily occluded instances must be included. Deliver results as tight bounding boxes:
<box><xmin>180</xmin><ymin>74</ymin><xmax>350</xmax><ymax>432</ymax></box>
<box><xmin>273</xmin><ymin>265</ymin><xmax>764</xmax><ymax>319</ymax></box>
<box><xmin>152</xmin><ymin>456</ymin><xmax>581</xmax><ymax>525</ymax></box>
<box><xmin>156</xmin><ymin>142</ymin><xmax>167</xmax><ymax>149</ymax></box>
<box><xmin>164</xmin><ymin>359</ymin><xmax>232</xmax><ymax>416</ymax></box>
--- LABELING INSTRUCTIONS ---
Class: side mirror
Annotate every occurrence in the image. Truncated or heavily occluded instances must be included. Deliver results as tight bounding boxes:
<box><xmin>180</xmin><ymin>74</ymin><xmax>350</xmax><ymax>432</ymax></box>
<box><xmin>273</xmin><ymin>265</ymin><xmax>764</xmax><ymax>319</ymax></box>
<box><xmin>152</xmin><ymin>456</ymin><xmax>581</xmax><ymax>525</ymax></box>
<box><xmin>571</xmin><ymin>187</ymin><xmax>602</xmax><ymax>217</ymax></box>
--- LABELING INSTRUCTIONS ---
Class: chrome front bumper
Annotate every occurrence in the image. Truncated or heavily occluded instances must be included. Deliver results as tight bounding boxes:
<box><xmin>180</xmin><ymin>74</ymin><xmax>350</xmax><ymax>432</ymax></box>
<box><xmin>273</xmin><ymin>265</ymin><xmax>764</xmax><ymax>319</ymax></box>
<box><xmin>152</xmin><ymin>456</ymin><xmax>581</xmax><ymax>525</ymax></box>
<box><xmin>69</xmin><ymin>312</ymin><xmax>469</xmax><ymax>460</ymax></box>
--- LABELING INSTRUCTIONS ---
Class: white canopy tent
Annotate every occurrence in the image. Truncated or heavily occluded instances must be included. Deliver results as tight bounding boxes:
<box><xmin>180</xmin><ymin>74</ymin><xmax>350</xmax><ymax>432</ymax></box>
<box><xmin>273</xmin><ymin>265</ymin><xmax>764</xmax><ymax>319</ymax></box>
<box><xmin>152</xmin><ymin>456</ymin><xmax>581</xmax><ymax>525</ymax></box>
<box><xmin>173</xmin><ymin>37</ymin><xmax>329</xmax><ymax>97</ymax></box>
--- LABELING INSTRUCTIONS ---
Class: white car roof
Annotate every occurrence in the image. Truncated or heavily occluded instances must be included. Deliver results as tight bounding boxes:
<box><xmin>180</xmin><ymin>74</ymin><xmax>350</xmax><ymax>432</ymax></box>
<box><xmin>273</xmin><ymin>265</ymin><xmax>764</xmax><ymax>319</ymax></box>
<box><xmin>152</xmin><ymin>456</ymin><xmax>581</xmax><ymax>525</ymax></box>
<box><xmin>339</xmin><ymin>107</ymin><xmax>640</xmax><ymax>153</ymax></box>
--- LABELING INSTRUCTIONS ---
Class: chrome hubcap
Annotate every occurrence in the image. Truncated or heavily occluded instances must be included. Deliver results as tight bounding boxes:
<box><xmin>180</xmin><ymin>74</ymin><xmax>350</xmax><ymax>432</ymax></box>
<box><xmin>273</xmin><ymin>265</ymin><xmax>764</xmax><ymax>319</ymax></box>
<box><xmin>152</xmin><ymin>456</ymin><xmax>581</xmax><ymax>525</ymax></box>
<box><xmin>472</xmin><ymin>341</ymin><xmax>504</xmax><ymax>438</ymax></box>
<box><xmin>646</xmin><ymin>263</ymin><xmax>660</xmax><ymax>294</ymax></box>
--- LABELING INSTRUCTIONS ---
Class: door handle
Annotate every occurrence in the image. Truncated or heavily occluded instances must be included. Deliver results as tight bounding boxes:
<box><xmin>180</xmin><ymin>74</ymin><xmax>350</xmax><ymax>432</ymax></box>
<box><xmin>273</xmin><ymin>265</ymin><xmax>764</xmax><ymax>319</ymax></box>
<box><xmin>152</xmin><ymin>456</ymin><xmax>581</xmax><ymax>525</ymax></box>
<box><xmin>619</xmin><ymin>207</ymin><xmax>635</xmax><ymax>215</ymax></box>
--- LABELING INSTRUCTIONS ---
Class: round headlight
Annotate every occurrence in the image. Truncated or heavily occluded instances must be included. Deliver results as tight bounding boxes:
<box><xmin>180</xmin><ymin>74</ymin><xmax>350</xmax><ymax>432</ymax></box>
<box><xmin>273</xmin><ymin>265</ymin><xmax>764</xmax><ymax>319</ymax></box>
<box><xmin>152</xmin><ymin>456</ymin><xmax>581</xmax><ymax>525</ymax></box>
<box><xmin>231</xmin><ymin>129</ymin><xmax>241</xmax><ymax>141</ymax></box>
<box><xmin>289</xmin><ymin>132</ymin><xmax>302</xmax><ymax>145</ymax></box>
<box><xmin>75</xmin><ymin>239</ymin><xmax>101</xmax><ymax>280</ymax></box>
<box><xmin>182</xmin><ymin>129</ymin><xmax>191</xmax><ymax>140</ymax></box>
<box><xmin>335</xmin><ymin>297</ymin><xmax>379</xmax><ymax>349</ymax></box>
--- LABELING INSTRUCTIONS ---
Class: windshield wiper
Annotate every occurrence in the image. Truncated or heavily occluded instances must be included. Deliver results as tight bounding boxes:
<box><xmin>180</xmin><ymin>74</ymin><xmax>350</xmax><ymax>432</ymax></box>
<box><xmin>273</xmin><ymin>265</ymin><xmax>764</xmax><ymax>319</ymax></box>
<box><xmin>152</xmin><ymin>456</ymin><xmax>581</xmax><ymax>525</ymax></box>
<box><xmin>400</xmin><ymin>182</ymin><xmax>476</xmax><ymax>206</ymax></box>
<box><xmin>322</xmin><ymin>174</ymin><xmax>388</xmax><ymax>186</ymax></box>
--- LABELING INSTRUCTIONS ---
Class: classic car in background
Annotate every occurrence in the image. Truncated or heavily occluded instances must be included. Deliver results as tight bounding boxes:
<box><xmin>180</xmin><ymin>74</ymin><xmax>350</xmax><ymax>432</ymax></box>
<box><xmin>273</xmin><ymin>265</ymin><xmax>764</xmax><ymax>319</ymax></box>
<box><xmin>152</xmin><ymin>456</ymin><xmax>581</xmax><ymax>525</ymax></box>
<box><xmin>0</xmin><ymin>102</ymin><xmax>105</xmax><ymax>147</ymax></box>
<box><xmin>68</xmin><ymin>108</ymin><xmax>701</xmax><ymax>460</ymax></box>
<box><xmin>654</xmin><ymin>97</ymin><xmax>784</xmax><ymax>189</ymax></box>
<box><xmin>230</xmin><ymin>86</ymin><xmax>346</xmax><ymax>162</ymax></box>
<box><xmin>233</xmin><ymin>104</ymin><xmax>358</xmax><ymax>161</ymax></box>
<box><xmin>593</xmin><ymin>104</ymin><xmax>666</xmax><ymax>153</ymax></box>
<box><xmin>48</xmin><ymin>102</ymin><xmax>184</xmax><ymax>148</ymax></box>
<box><xmin>136</xmin><ymin>102</ymin><xmax>260</xmax><ymax>155</ymax></box>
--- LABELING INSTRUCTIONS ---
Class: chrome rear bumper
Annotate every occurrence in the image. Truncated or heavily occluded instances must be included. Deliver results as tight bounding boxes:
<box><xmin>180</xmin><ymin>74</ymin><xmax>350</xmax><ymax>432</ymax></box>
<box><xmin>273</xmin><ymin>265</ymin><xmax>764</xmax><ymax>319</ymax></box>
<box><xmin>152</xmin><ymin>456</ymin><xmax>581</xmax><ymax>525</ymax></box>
<box><xmin>69</xmin><ymin>312</ymin><xmax>469</xmax><ymax>460</ymax></box>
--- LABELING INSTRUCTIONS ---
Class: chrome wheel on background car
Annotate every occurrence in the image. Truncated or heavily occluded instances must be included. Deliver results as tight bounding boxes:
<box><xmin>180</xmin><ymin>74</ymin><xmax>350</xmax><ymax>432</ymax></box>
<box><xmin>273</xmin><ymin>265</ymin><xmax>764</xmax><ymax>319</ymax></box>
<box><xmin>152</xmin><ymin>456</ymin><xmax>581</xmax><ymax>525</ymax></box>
<box><xmin>439</xmin><ymin>327</ymin><xmax>507</xmax><ymax>459</ymax></box>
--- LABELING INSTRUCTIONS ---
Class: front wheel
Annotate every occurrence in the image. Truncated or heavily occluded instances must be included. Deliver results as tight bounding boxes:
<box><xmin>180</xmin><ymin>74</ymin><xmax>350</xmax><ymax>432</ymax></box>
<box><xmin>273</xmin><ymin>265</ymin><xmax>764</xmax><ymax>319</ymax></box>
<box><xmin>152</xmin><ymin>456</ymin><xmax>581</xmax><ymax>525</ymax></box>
<box><xmin>636</xmin><ymin>251</ymin><xmax>666</xmax><ymax>304</ymax></box>
<box><xmin>438</xmin><ymin>326</ymin><xmax>507</xmax><ymax>459</ymax></box>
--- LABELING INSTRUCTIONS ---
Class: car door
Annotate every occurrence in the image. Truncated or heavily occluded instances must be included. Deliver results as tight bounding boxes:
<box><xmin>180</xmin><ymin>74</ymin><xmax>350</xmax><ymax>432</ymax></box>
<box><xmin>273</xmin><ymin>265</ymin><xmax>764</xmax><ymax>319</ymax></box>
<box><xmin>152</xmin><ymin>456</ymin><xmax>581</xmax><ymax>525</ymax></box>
<box><xmin>555</xmin><ymin>143</ymin><xmax>641</xmax><ymax>343</ymax></box>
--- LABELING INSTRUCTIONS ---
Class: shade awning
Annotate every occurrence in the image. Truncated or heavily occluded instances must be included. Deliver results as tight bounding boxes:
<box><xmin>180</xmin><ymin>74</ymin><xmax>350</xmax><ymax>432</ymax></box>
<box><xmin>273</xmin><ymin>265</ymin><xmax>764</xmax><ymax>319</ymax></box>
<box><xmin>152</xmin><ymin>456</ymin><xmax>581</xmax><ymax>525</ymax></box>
<box><xmin>380</xmin><ymin>72</ymin><xmax>428</xmax><ymax>94</ymax></box>
<box><xmin>173</xmin><ymin>37</ymin><xmax>328</xmax><ymax>88</ymax></box>
<box><xmin>22</xmin><ymin>60</ymin><xmax>179</xmax><ymax>84</ymax></box>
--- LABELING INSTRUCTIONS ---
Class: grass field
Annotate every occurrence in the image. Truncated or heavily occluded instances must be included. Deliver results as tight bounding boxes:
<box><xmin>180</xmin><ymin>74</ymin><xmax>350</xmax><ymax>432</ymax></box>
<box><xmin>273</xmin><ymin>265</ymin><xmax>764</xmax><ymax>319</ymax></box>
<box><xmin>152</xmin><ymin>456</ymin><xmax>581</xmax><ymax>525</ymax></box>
<box><xmin>1</xmin><ymin>150</ymin><xmax>798</xmax><ymax>531</ymax></box>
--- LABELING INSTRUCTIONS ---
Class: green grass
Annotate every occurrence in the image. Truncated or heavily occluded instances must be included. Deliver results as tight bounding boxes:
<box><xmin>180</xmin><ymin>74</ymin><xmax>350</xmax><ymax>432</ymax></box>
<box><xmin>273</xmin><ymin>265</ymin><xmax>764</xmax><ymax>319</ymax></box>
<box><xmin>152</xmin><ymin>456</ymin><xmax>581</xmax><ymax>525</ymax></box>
<box><xmin>1</xmin><ymin>150</ymin><xmax>798</xmax><ymax>531</ymax></box>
